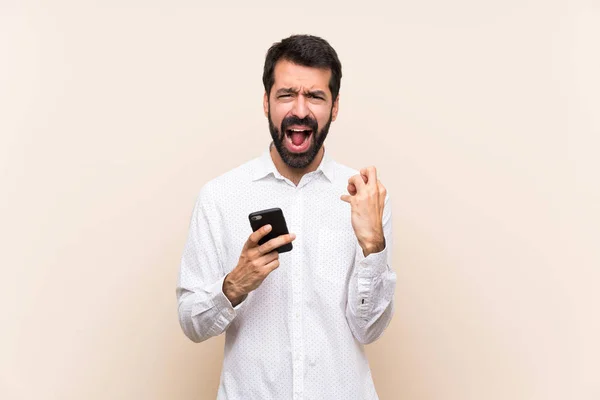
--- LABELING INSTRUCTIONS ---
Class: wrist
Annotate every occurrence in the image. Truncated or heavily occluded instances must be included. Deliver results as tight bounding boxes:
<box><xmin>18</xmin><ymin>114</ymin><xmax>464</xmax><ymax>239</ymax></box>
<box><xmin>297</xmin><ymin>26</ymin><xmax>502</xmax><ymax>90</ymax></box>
<box><xmin>362</xmin><ymin>237</ymin><xmax>385</xmax><ymax>257</ymax></box>
<box><xmin>223</xmin><ymin>273</ymin><xmax>245</xmax><ymax>307</ymax></box>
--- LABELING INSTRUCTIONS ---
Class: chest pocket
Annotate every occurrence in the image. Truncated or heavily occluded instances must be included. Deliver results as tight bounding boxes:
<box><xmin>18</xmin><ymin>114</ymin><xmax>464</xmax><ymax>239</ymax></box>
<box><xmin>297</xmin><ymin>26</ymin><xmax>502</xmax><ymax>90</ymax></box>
<box><xmin>313</xmin><ymin>227</ymin><xmax>357</xmax><ymax>292</ymax></box>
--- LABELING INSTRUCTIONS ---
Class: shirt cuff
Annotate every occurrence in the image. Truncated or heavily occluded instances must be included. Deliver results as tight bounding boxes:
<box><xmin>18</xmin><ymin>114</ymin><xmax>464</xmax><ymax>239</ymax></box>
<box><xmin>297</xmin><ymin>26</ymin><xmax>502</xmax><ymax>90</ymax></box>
<box><xmin>203</xmin><ymin>275</ymin><xmax>247</xmax><ymax>335</ymax></box>
<box><xmin>216</xmin><ymin>274</ymin><xmax>248</xmax><ymax>310</ymax></box>
<box><xmin>355</xmin><ymin>239</ymin><xmax>389</xmax><ymax>278</ymax></box>
<box><xmin>353</xmin><ymin>240</ymin><xmax>389</xmax><ymax>321</ymax></box>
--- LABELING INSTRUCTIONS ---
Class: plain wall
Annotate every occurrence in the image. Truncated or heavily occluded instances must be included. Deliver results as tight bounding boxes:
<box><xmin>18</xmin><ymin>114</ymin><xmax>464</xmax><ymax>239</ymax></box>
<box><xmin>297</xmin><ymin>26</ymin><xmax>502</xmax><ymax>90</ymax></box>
<box><xmin>1</xmin><ymin>1</ymin><xmax>598</xmax><ymax>399</ymax></box>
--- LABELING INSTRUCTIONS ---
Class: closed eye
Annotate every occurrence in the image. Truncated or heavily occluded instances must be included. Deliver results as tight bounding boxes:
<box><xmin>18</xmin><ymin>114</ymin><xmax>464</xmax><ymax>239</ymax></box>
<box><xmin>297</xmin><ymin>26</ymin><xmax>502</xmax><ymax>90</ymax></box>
<box><xmin>306</xmin><ymin>91</ymin><xmax>327</xmax><ymax>101</ymax></box>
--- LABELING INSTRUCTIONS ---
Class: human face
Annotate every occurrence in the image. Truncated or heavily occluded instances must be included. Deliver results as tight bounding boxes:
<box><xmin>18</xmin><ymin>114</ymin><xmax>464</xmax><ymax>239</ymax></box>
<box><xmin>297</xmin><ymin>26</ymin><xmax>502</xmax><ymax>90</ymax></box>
<box><xmin>264</xmin><ymin>59</ymin><xmax>339</xmax><ymax>169</ymax></box>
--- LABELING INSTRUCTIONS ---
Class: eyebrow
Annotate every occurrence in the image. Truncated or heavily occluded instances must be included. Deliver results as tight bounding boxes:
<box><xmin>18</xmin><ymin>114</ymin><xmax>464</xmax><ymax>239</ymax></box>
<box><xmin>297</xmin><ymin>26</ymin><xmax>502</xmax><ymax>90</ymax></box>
<box><xmin>275</xmin><ymin>88</ymin><xmax>328</xmax><ymax>99</ymax></box>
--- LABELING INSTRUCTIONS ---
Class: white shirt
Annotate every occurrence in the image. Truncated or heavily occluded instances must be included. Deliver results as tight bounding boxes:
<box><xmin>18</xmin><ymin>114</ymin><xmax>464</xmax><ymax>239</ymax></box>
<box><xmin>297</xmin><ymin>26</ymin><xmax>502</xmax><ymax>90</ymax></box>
<box><xmin>176</xmin><ymin>143</ymin><xmax>396</xmax><ymax>400</ymax></box>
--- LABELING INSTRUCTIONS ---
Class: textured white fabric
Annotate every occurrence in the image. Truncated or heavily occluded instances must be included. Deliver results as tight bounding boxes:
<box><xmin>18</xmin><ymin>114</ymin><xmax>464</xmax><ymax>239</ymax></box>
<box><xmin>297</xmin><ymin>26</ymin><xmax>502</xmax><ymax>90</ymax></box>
<box><xmin>176</xmin><ymin>142</ymin><xmax>396</xmax><ymax>400</ymax></box>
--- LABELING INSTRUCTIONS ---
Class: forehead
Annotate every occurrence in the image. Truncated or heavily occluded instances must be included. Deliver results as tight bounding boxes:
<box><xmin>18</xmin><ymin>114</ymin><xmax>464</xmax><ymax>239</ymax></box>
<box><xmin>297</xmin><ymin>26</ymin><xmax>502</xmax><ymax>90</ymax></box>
<box><xmin>272</xmin><ymin>59</ymin><xmax>332</xmax><ymax>94</ymax></box>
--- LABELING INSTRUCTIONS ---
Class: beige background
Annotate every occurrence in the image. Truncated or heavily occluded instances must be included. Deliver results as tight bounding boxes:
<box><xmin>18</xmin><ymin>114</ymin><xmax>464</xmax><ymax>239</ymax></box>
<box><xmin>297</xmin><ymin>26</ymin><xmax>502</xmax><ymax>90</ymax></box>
<box><xmin>1</xmin><ymin>1</ymin><xmax>599</xmax><ymax>399</ymax></box>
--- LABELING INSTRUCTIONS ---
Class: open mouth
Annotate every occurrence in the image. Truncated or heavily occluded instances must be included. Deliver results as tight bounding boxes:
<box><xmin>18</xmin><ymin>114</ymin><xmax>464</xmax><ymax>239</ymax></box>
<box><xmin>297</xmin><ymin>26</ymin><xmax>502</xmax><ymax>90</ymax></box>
<box><xmin>284</xmin><ymin>127</ymin><xmax>313</xmax><ymax>153</ymax></box>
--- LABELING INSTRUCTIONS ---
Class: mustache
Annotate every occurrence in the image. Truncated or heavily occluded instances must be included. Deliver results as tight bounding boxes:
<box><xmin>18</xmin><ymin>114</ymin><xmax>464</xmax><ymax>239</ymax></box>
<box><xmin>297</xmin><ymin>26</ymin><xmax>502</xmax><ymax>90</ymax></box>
<box><xmin>280</xmin><ymin>115</ymin><xmax>318</xmax><ymax>134</ymax></box>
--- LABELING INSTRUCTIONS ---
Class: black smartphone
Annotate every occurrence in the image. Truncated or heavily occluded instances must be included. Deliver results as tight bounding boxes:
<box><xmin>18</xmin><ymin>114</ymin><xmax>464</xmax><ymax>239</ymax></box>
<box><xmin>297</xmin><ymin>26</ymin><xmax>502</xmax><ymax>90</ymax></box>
<box><xmin>248</xmin><ymin>207</ymin><xmax>293</xmax><ymax>253</ymax></box>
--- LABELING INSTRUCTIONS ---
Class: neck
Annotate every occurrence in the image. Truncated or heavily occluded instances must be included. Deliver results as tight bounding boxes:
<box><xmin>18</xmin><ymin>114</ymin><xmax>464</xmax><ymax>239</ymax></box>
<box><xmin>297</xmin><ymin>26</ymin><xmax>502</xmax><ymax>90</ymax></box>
<box><xmin>269</xmin><ymin>142</ymin><xmax>324</xmax><ymax>186</ymax></box>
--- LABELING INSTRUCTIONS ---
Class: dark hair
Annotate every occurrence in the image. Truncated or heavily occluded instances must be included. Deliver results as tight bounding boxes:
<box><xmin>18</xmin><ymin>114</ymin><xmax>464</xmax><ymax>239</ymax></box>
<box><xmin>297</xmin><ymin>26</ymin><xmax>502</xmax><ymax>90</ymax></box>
<box><xmin>262</xmin><ymin>34</ymin><xmax>342</xmax><ymax>100</ymax></box>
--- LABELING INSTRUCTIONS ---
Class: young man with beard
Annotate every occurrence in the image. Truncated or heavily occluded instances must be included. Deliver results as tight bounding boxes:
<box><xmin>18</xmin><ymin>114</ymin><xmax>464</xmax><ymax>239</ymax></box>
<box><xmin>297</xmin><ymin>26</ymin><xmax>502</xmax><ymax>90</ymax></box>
<box><xmin>177</xmin><ymin>34</ymin><xmax>396</xmax><ymax>400</ymax></box>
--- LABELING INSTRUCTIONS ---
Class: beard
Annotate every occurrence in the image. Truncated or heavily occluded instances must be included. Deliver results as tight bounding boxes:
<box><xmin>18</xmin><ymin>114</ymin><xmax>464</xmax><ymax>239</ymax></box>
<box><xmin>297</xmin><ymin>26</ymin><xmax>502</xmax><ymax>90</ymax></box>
<box><xmin>268</xmin><ymin>108</ymin><xmax>333</xmax><ymax>169</ymax></box>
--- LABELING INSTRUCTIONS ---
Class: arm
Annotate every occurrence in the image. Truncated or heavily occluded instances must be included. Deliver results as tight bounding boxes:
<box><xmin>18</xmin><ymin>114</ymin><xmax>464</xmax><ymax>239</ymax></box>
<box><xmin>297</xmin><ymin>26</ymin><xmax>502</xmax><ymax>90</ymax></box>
<box><xmin>345</xmin><ymin>192</ymin><xmax>397</xmax><ymax>345</ymax></box>
<box><xmin>176</xmin><ymin>186</ymin><xmax>246</xmax><ymax>343</ymax></box>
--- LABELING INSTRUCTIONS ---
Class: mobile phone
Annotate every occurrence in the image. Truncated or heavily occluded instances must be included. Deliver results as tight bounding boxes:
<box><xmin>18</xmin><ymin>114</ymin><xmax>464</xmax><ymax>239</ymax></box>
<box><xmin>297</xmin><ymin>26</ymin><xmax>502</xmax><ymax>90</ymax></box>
<box><xmin>248</xmin><ymin>207</ymin><xmax>293</xmax><ymax>253</ymax></box>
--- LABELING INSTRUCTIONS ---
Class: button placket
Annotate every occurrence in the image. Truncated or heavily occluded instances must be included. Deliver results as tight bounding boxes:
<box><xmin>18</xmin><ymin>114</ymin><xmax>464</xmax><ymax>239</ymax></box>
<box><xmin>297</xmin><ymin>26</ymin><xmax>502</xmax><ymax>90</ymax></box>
<box><xmin>290</xmin><ymin>189</ymin><xmax>304</xmax><ymax>399</ymax></box>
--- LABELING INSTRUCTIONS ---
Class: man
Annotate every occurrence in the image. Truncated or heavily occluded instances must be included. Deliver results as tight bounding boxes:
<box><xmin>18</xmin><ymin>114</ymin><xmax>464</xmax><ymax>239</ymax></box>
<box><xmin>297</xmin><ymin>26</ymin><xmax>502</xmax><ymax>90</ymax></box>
<box><xmin>177</xmin><ymin>34</ymin><xmax>396</xmax><ymax>400</ymax></box>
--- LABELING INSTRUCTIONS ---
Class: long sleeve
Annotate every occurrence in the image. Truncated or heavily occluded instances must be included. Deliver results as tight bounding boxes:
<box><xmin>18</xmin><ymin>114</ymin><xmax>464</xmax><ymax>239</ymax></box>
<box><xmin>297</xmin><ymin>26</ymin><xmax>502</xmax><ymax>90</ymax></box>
<box><xmin>176</xmin><ymin>185</ymin><xmax>246</xmax><ymax>343</ymax></box>
<box><xmin>345</xmin><ymin>193</ymin><xmax>396</xmax><ymax>345</ymax></box>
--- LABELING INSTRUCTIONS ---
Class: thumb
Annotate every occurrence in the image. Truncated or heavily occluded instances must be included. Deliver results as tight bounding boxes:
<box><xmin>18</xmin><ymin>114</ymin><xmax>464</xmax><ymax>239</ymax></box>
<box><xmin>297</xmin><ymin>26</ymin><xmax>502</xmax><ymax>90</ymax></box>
<box><xmin>340</xmin><ymin>194</ymin><xmax>352</xmax><ymax>203</ymax></box>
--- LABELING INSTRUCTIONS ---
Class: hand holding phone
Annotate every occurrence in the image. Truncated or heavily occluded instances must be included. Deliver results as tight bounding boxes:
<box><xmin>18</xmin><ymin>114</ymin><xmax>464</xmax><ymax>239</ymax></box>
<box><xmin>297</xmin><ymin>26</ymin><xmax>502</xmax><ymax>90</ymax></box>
<box><xmin>222</xmin><ymin>208</ymin><xmax>295</xmax><ymax>307</ymax></box>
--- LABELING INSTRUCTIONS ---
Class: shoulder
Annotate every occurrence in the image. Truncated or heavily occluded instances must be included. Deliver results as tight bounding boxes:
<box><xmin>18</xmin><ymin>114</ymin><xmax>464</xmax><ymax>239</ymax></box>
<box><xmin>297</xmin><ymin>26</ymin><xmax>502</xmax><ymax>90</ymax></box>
<box><xmin>332</xmin><ymin>160</ymin><xmax>360</xmax><ymax>181</ymax></box>
<box><xmin>196</xmin><ymin>155</ymin><xmax>259</xmax><ymax>203</ymax></box>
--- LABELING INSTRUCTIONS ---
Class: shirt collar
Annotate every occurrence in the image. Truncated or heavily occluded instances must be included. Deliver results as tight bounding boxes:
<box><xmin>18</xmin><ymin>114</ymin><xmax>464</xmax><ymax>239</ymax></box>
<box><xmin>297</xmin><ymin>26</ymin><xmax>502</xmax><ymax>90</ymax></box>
<box><xmin>251</xmin><ymin>142</ymin><xmax>335</xmax><ymax>183</ymax></box>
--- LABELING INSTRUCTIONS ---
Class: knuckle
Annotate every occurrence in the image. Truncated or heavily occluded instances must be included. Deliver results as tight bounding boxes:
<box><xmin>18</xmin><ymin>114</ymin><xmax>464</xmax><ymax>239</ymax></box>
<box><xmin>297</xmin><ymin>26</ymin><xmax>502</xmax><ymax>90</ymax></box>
<box><xmin>268</xmin><ymin>260</ymin><xmax>279</xmax><ymax>271</ymax></box>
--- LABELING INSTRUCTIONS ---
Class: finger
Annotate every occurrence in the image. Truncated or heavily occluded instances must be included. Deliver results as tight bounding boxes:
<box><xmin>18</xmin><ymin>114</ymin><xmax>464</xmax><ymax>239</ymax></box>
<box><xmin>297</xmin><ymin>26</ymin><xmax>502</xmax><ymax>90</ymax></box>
<box><xmin>364</xmin><ymin>166</ymin><xmax>378</xmax><ymax>187</ymax></box>
<box><xmin>247</xmin><ymin>224</ymin><xmax>272</xmax><ymax>247</ymax></box>
<box><xmin>359</xmin><ymin>168</ymin><xmax>369</xmax><ymax>184</ymax></box>
<box><xmin>378</xmin><ymin>179</ymin><xmax>387</xmax><ymax>197</ymax></box>
<box><xmin>263</xmin><ymin>258</ymin><xmax>281</xmax><ymax>274</ymax></box>
<box><xmin>258</xmin><ymin>232</ymin><xmax>296</xmax><ymax>254</ymax></box>
<box><xmin>347</xmin><ymin>182</ymin><xmax>357</xmax><ymax>196</ymax></box>
<box><xmin>348</xmin><ymin>174</ymin><xmax>366</xmax><ymax>193</ymax></box>
<box><xmin>340</xmin><ymin>194</ymin><xmax>352</xmax><ymax>203</ymax></box>
<box><xmin>255</xmin><ymin>250</ymin><xmax>279</xmax><ymax>266</ymax></box>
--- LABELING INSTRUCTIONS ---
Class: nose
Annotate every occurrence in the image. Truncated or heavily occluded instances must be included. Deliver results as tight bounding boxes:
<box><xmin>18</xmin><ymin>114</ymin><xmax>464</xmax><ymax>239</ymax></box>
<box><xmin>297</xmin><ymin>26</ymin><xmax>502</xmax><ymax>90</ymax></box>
<box><xmin>291</xmin><ymin>94</ymin><xmax>310</xmax><ymax>119</ymax></box>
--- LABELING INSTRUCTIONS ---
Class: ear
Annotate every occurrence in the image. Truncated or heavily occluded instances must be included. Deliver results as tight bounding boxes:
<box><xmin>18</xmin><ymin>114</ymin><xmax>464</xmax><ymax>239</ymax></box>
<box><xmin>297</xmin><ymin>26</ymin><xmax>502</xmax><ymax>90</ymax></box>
<box><xmin>331</xmin><ymin>95</ymin><xmax>340</xmax><ymax>122</ymax></box>
<box><xmin>263</xmin><ymin>92</ymin><xmax>269</xmax><ymax>118</ymax></box>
